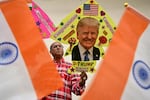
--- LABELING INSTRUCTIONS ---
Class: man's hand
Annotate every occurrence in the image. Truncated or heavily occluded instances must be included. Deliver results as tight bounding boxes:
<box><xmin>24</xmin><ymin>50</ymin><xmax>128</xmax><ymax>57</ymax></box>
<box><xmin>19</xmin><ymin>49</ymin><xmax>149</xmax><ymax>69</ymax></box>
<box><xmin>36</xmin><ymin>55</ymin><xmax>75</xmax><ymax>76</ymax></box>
<box><xmin>79</xmin><ymin>71</ymin><xmax>88</xmax><ymax>87</ymax></box>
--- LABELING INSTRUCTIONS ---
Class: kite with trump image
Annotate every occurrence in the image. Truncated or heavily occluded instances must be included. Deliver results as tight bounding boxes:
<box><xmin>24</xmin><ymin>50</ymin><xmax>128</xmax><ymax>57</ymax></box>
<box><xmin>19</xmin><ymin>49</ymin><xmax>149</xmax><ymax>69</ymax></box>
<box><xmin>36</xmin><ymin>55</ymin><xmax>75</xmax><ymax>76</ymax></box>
<box><xmin>50</xmin><ymin>0</ymin><xmax>116</xmax><ymax>58</ymax></box>
<box><xmin>49</xmin><ymin>0</ymin><xmax>116</xmax><ymax>74</ymax></box>
<box><xmin>82</xmin><ymin>4</ymin><xmax>150</xmax><ymax>100</ymax></box>
<box><xmin>0</xmin><ymin>0</ymin><xmax>63</xmax><ymax>100</ymax></box>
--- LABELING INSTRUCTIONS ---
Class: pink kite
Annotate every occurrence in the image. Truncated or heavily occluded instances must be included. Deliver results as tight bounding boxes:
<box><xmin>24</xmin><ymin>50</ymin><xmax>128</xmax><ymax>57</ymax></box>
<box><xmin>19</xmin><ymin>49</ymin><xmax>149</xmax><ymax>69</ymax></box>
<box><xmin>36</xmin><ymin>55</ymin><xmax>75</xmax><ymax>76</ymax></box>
<box><xmin>31</xmin><ymin>1</ymin><xmax>56</xmax><ymax>38</ymax></box>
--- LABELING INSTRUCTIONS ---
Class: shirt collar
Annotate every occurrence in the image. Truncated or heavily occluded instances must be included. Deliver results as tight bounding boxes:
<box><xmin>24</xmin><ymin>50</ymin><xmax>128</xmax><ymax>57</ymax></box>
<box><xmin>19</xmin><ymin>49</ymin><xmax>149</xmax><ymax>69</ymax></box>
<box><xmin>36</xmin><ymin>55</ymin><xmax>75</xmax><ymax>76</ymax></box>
<box><xmin>78</xmin><ymin>43</ymin><xmax>93</xmax><ymax>55</ymax></box>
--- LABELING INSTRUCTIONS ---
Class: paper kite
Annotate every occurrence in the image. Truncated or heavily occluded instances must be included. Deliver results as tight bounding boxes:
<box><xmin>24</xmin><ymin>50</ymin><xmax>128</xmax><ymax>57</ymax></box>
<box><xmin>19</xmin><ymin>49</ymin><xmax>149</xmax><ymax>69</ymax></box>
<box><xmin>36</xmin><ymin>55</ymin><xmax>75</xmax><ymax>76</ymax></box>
<box><xmin>29</xmin><ymin>1</ymin><xmax>56</xmax><ymax>38</ymax></box>
<box><xmin>50</xmin><ymin>0</ymin><xmax>116</xmax><ymax>58</ymax></box>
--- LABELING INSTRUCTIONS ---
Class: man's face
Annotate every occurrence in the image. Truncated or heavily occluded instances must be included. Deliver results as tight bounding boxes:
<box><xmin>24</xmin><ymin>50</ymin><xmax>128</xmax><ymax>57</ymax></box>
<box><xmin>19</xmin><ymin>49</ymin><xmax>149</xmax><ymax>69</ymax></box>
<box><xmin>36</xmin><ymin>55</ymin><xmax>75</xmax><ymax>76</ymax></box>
<box><xmin>50</xmin><ymin>42</ymin><xmax>64</xmax><ymax>58</ymax></box>
<box><xmin>77</xmin><ymin>25</ymin><xmax>98</xmax><ymax>49</ymax></box>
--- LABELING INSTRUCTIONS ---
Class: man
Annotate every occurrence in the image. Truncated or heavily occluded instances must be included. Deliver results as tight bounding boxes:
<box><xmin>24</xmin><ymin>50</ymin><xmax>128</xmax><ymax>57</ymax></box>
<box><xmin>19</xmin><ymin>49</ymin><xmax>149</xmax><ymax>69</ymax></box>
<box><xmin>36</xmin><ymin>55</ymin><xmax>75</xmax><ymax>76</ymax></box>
<box><xmin>72</xmin><ymin>17</ymin><xmax>100</xmax><ymax>61</ymax></box>
<box><xmin>41</xmin><ymin>42</ymin><xmax>87</xmax><ymax>100</ymax></box>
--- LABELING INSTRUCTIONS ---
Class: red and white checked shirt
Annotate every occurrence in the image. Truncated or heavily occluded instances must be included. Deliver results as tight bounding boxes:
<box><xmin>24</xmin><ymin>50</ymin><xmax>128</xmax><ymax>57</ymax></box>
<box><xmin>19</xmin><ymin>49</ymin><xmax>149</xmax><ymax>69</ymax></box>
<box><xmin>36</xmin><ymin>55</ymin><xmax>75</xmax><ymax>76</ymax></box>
<box><xmin>41</xmin><ymin>59</ymin><xmax>85</xmax><ymax>100</ymax></box>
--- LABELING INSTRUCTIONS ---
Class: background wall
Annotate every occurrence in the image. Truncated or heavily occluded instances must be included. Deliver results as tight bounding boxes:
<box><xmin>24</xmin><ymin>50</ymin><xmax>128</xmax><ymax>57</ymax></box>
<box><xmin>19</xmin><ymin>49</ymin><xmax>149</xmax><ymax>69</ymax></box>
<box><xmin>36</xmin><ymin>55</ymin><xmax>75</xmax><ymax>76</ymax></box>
<box><xmin>33</xmin><ymin>0</ymin><xmax>150</xmax><ymax>66</ymax></box>
<box><xmin>34</xmin><ymin>0</ymin><xmax>150</xmax><ymax>26</ymax></box>
<box><xmin>33</xmin><ymin>0</ymin><xmax>150</xmax><ymax>99</ymax></box>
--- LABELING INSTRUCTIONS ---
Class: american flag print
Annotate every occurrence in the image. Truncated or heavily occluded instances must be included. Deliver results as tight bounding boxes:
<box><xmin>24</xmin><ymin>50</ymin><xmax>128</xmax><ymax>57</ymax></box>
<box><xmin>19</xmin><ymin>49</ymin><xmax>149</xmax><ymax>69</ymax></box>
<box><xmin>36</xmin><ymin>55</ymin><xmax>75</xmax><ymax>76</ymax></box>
<box><xmin>83</xmin><ymin>4</ymin><xmax>98</xmax><ymax>16</ymax></box>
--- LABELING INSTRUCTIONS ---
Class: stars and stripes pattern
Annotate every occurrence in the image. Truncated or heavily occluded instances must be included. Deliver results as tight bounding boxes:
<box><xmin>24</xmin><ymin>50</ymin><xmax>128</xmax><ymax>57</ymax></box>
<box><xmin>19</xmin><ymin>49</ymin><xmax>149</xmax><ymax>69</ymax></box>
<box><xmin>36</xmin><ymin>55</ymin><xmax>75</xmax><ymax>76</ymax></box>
<box><xmin>83</xmin><ymin>4</ymin><xmax>98</xmax><ymax>16</ymax></box>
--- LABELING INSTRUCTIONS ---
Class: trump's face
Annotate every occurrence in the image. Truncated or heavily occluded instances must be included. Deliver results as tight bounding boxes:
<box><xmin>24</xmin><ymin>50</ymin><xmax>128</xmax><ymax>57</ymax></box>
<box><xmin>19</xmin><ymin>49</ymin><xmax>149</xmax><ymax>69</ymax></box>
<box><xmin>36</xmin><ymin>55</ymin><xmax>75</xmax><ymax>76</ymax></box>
<box><xmin>77</xmin><ymin>25</ymin><xmax>98</xmax><ymax>50</ymax></box>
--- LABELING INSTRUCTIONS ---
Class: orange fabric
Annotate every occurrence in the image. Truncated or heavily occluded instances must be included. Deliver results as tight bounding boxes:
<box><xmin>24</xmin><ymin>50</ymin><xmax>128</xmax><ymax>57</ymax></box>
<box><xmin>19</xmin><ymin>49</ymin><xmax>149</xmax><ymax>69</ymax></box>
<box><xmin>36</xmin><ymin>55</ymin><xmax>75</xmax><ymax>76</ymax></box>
<box><xmin>0</xmin><ymin>0</ymin><xmax>63</xmax><ymax>99</ymax></box>
<box><xmin>26</xmin><ymin>0</ymin><xmax>32</xmax><ymax>3</ymax></box>
<box><xmin>82</xmin><ymin>6</ymin><xmax>149</xmax><ymax>100</ymax></box>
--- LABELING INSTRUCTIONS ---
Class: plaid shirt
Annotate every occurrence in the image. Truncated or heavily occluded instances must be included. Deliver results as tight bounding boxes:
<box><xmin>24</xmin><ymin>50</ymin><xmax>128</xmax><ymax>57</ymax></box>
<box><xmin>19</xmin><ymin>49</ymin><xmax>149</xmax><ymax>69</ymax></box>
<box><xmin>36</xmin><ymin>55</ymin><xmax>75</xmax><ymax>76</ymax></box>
<box><xmin>41</xmin><ymin>59</ymin><xmax>85</xmax><ymax>100</ymax></box>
